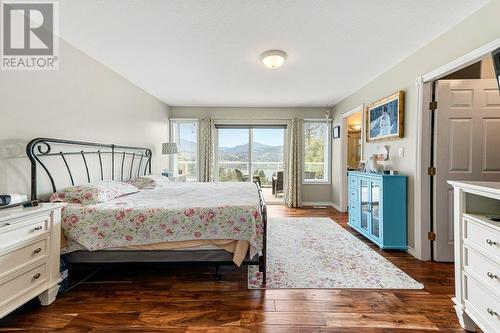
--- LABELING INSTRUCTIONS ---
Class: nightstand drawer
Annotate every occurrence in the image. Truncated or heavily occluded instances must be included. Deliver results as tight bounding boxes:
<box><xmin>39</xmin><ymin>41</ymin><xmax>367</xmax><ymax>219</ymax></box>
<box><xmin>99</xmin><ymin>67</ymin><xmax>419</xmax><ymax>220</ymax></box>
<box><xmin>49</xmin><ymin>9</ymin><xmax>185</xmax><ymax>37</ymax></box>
<box><xmin>464</xmin><ymin>217</ymin><xmax>500</xmax><ymax>259</ymax></box>
<box><xmin>0</xmin><ymin>215</ymin><xmax>49</xmax><ymax>249</ymax></box>
<box><xmin>0</xmin><ymin>262</ymin><xmax>47</xmax><ymax>308</ymax></box>
<box><xmin>0</xmin><ymin>238</ymin><xmax>48</xmax><ymax>279</ymax></box>
<box><xmin>464</xmin><ymin>274</ymin><xmax>500</xmax><ymax>333</ymax></box>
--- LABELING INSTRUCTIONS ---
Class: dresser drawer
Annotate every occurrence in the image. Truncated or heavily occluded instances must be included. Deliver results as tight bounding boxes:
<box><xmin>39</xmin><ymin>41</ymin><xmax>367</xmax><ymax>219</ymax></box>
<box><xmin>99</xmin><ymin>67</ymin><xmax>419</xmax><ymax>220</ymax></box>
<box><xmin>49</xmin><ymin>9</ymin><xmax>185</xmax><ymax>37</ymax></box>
<box><xmin>348</xmin><ymin>176</ymin><xmax>358</xmax><ymax>188</ymax></box>
<box><xmin>348</xmin><ymin>200</ymin><xmax>359</xmax><ymax>213</ymax></box>
<box><xmin>0</xmin><ymin>262</ymin><xmax>47</xmax><ymax>308</ymax></box>
<box><xmin>464</xmin><ymin>274</ymin><xmax>500</xmax><ymax>332</ymax></box>
<box><xmin>0</xmin><ymin>238</ymin><xmax>48</xmax><ymax>279</ymax></box>
<box><xmin>0</xmin><ymin>215</ymin><xmax>49</xmax><ymax>249</ymax></box>
<box><xmin>464</xmin><ymin>246</ymin><xmax>500</xmax><ymax>292</ymax></box>
<box><xmin>349</xmin><ymin>212</ymin><xmax>360</xmax><ymax>228</ymax></box>
<box><xmin>464</xmin><ymin>218</ymin><xmax>500</xmax><ymax>258</ymax></box>
<box><xmin>348</xmin><ymin>187</ymin><xmax>359</xmax><ymax>202</ymax></box>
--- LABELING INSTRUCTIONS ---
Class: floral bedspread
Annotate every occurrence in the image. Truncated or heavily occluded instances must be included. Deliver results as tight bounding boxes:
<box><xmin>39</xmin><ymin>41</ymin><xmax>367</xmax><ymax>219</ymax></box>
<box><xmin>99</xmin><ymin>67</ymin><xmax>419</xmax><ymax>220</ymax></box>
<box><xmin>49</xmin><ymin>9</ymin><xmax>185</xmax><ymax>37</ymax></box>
<box><xmin>61</xmin><ymin>182</ymin><xmax>263</xmax><ymax>259</ymax></box>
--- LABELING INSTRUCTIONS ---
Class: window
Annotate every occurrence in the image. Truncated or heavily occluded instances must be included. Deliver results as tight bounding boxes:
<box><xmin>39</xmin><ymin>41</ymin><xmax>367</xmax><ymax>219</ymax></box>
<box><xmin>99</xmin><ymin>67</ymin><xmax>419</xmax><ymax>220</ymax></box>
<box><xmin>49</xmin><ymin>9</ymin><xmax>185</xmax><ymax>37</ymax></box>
<box><xmin>303</xmin><ymin>121</ymin><xmax>330</xmax><ymax>183</ymax></box>
<box><xmin>170</xmin><ymin>120</ymin><xmax>198</xmax><ymax>181</ymax></box>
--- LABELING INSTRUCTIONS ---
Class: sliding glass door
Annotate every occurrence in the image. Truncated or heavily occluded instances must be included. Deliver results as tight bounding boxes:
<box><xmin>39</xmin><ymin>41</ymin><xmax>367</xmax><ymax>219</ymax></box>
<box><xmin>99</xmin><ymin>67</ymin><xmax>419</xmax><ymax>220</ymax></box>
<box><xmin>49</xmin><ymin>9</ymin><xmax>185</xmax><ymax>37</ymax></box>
<box><xmin>217</xmin><ymin>126</ymin><xmax>285</xmax><ymax>203</ymax></box>
<box><xmin>218</xmin><ymin>128</ymin><xmax>250</xmax><ymax>182</ymax></box>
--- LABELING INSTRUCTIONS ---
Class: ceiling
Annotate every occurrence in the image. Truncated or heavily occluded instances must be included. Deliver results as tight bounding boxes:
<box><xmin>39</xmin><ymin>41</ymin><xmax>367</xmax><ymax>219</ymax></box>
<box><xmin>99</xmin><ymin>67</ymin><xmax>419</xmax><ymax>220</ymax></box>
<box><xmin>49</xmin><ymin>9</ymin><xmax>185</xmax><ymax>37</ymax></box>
<box><xmin>58</xmin><ymin>0</ymin><xmax>488</xmax><ymax>107</ymax></box>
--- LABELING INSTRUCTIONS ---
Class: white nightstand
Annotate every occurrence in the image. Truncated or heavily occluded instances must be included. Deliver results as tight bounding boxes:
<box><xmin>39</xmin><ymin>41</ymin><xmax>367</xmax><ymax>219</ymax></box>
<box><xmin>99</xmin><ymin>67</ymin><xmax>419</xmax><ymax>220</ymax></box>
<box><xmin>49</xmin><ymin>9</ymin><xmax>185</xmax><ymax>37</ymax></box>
<box><xmin>0</xmin><ymin>203</ymin><xmax>64</xmax><ymax>318</ymax></box>
<box><xmin>168</xmin><ymin>174</ymin><xmax>187</xmax><ymax>182</ymax></box>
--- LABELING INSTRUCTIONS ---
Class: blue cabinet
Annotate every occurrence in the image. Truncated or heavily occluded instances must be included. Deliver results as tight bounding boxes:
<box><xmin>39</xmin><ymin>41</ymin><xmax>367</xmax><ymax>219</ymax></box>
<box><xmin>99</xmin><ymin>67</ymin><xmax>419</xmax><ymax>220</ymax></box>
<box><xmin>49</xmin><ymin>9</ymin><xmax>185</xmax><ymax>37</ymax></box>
<box><xmin>347</xmin><ymin>171</ymin><xmax>407</xmax><ymax>250</ymax></box>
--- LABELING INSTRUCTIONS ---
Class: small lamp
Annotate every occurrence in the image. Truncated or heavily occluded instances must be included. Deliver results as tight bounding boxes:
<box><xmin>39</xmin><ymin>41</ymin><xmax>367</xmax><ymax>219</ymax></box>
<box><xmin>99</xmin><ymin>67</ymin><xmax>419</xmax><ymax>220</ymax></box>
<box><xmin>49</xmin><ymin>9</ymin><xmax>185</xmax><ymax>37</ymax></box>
<box><xmin>162</xmin><ymin>142</ymin><xmax>178</xmax><ymax>176</ymax></box>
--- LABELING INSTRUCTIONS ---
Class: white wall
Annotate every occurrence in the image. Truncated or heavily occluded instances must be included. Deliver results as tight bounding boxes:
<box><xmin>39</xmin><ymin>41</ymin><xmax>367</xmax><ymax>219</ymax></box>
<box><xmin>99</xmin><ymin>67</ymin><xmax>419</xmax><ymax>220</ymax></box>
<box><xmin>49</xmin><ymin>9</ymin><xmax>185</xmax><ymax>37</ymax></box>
<box><xmin>0</xmin><ymin>39</ymin><xmax>170</xmax><ymax>197</ymax></box>
<box><xmin>332</xmin><ymin>0</ymin><xmax>500</xmax><ymax>251</ymax></box>
<box><xmin>170</xmin><ymin>106</ymin><xmax>333</xmax><ymax>203</ymax></box>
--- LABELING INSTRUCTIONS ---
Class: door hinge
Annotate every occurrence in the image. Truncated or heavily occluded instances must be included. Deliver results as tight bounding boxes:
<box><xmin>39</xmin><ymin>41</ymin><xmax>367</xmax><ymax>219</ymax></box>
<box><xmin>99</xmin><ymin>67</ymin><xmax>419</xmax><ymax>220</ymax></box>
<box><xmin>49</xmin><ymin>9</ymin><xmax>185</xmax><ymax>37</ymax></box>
<box><xmin>427</xmin><ymin>167</ymin><xmax>436</xmax><ymax>176</ymax></box>
<box><xmin>428</xmin><ymin>232</ymin><xmax>436</xmax><ymax>241</ymax></box>
<box><xmin>429</xmin><ymin>101</ymin><xmax>437</xmax><ymax>111</ymax></box>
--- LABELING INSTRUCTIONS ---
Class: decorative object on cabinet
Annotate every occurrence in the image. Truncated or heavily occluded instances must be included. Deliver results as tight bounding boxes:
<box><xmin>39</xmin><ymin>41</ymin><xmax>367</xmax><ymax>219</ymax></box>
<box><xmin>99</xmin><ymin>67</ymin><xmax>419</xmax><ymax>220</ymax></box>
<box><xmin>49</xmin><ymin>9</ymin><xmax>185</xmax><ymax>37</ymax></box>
<box><xmin>332</xmin><ymin>125</ymin><xmax>340</xmax><ymax>139</ymax></box>
<box><xmin>357</xmin><ymin>160</ymin><xmax>366</xmax><ymax>172</ymax></box>
<box><xmin>347</xmin><ymin>171</ymin><xmax>407</xmax><ymax>250</ymax></box>
<box><xmin>0</xmin><ymin>203</ymin><xmax>64</xmax><ymax>319</ymax></box>
<box><xmin>368</xmin><ymin>154</ymin><xmax>384</xmax><ymax>173</ymax></box>
<box><xmin>448</xmin><ymin>181</ymin><xmax>500</xmax><ymax>333</ymax></box>
<box><xmin>376</xmin><ymin>145</ymin><xmax>389</xmax><ymax>161</ymax></box>
<box><xmin>366</xmin><ymin>91</ymin><xmax>404</xmax><ymax>142</ymax></box>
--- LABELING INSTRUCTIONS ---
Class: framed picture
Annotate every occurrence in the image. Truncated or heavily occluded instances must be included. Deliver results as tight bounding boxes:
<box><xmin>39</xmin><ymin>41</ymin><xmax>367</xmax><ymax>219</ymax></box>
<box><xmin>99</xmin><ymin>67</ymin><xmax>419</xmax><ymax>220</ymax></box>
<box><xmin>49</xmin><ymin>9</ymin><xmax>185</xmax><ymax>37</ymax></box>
<box><xmin>332</xmin><ymin>125</ymin><xmax>340</xmax><ymax>139</ymax></box>
<box><xmin>365</xmin><ymin>91</ymin><xmax>404</xmax><ymax>142</ymax></box>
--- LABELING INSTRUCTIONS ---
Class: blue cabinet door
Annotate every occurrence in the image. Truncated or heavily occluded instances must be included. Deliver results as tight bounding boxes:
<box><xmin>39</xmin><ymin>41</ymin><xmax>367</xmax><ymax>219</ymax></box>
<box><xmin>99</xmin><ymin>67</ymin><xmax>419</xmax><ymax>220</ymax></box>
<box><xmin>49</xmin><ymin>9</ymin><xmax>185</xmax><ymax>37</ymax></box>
<box><xmin>369</xmin><ymin>180</ymin><xmax>382</xmax><ymax>242</ymax></box>
<box><xmin>359</xmin><ymin>178</ymin><xmax>370</xmax><ymax>233</ymax></box>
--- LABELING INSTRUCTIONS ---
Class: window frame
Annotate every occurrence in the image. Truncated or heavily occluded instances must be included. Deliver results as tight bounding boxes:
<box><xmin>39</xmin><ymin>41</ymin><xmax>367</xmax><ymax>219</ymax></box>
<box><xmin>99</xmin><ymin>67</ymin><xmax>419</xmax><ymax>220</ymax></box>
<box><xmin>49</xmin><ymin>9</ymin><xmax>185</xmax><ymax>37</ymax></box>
<box><xmin>302</xmin><ymin>120</ymin><xmax>331</xmax><ymax>185</ymax></box>
<box><xmin>169</xmin><ymin>118</ymin><xmax>199</xmax><ymax>181</ymax></box>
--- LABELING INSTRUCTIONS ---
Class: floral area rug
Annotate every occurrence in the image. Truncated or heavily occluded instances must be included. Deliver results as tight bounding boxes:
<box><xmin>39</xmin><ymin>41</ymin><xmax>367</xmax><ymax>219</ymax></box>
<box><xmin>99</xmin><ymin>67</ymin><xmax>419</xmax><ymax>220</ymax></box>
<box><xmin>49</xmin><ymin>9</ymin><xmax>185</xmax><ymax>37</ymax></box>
<box><xmin>248</xmin><ymin>217</ymin><xmax>423</xmax><ymax>289</ymax></box>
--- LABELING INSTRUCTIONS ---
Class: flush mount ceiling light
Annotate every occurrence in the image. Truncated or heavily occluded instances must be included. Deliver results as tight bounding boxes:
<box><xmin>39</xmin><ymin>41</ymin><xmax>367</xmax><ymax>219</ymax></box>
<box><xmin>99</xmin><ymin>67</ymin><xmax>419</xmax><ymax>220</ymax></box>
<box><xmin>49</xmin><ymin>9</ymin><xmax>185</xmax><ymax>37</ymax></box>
<box><xmin>260</xmin><ymin>50</ymin><xmax>287</xmax><ymax>69</ymax></box>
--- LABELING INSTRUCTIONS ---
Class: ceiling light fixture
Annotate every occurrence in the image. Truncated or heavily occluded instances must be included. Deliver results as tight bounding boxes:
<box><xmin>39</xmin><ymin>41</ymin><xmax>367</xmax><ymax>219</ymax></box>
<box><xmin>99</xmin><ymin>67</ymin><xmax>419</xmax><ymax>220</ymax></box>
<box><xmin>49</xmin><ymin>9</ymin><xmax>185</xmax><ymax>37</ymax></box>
<box><xmin>261</xmin><ymin>50</ymin><xmax>287</xmax><ymax>69</ymax></box>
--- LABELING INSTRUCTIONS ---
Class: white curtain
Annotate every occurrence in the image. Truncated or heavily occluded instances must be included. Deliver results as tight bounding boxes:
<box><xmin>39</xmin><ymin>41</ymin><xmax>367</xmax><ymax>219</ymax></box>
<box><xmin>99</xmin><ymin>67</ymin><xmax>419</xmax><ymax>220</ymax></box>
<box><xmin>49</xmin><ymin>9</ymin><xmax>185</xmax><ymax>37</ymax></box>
<box><xmin>199</xmin><ymin>117</ymin><xmax>216</xmax><ymax>182</ymax></box>
<box><xmin>285</xmin><ymin>118</ymin><xmax>303</xmax><ymax>207</ymax></box>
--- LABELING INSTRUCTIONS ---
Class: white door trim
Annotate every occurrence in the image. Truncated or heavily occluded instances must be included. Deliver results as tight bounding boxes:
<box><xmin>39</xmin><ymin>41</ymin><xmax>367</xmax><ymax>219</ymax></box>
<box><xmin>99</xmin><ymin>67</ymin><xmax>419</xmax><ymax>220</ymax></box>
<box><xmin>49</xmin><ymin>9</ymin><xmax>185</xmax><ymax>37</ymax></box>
<box><xmin>339</xmin><ymin>104</ymin><xmax>364</xmax><ymax>212</ymax></box>
<box><xmin>414</xmin><ymin>36</ymin><xmax>500</xmax><ymax>261</ymax></box>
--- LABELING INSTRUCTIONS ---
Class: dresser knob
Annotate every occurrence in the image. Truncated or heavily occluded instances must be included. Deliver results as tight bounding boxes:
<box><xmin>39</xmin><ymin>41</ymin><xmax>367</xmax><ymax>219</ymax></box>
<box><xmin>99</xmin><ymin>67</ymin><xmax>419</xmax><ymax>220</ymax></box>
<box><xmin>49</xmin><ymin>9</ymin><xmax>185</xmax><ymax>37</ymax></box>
<box><xmin>33</xmin><ymin>226</ymin><xmax>43</xmax><ymax>231</ymax></box>
<box><xmin>33</xmin><ymin>248</ymin><xmax>42</xmax><ymax>254</ymax></box>
<box><xmin>33</xmin><ymin>273</ymin><xmax>41</xmax><ymax>279</ymax></box>
<box><xmin>486</xmin><ymin>239</ymin><xmax>497</xmax><ymax>246</ymax></box>
<box><xmin>487</xmin><ymin>308</ymin><xmax>497</xmax><ymax>316</ymax></box>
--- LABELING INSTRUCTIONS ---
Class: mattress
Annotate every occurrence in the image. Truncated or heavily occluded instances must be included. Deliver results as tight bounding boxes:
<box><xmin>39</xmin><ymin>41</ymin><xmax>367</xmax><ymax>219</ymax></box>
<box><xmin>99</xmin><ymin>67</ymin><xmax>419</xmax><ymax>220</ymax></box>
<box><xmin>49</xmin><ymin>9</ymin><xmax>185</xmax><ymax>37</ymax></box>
<box><xmin>60</xmin><ymin>182</ymin><xmax>263</xmax><ymax>261</ymax></box>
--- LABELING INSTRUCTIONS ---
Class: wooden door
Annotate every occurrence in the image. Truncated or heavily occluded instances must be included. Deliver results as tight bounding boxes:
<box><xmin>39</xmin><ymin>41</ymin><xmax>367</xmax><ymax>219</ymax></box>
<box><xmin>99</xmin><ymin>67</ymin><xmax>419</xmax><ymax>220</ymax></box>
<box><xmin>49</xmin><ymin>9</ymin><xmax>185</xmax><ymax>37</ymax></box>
<box><xmin>434</xmin><ymin>79</ymin><xmax>500</xmax><ymax>261</ymax></box>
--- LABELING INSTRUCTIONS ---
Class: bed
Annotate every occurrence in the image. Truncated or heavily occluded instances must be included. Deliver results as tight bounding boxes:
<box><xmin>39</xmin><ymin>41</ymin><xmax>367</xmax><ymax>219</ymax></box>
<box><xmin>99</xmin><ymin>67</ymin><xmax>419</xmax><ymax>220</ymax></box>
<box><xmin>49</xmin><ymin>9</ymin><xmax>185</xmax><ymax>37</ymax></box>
<box><xmin>26</xmin><ymin>138</ymin><xmax>267</xmax><ymax>283</ymax></box>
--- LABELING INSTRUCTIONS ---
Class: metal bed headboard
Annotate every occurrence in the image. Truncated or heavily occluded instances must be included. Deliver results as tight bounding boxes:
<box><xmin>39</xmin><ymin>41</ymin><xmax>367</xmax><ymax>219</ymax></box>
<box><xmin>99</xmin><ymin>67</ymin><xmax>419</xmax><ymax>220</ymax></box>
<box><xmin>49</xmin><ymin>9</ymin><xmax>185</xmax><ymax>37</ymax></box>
<box><xmin>26</xmin><ymin>138</ymin><xmax>152</xmax><ymax>200</ymax></box>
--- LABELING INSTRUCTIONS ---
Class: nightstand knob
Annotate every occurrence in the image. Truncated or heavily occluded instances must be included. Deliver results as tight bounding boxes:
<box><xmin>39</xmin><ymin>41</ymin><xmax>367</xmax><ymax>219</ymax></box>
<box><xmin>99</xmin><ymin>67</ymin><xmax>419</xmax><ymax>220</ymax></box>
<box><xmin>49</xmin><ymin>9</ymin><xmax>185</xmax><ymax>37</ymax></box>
<box><xmin>33</xmin><ymin>226</ymin><xmax>43</xmax><ymax>231</ymax></box>
<box><xmin>33</xmin><ymin>273</ymin><xmax>41</xmax><ymax>279</ymax></box>
<box><xmin>487</xmin><ymin>308</ymin><xmax>497</xmax><ymax>316</ymax></box>
<box><xmin>33</xmin><ymin>248</ymin><xmax>42</xmax><ymax>254</ymax></box>
<box><xmin>486</xmin><ymin>239</ymin><xmax>497</xmax><ymax>246</ymax></box>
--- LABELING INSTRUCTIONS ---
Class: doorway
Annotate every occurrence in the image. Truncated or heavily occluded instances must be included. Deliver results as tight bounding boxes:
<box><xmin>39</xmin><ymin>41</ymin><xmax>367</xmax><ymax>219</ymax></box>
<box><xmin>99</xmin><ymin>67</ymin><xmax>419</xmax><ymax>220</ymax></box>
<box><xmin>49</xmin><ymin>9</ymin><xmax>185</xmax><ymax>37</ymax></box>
<box><xmin>431</xmin><ymin>56</ymin><xmax>500</xmax><ymax>261</ymax></box>
<box><xmin>340</xmin><ymin>105</ymin><xmax>364</xmax><ymax>212</ymax></box>
<box><xmin>216</xmin><ymin>126</ymin><xmax>286</xmax><ymax>204</ymax></box>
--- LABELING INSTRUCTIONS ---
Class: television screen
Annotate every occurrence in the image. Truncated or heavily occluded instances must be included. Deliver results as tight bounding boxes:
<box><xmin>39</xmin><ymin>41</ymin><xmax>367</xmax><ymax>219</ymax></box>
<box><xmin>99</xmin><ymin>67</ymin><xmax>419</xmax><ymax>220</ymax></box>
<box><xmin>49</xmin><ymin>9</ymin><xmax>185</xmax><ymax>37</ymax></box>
<box><xmin>493</xmin><ymin>47</ymin><xmax>500</xmax><ymax>91</ymax></box>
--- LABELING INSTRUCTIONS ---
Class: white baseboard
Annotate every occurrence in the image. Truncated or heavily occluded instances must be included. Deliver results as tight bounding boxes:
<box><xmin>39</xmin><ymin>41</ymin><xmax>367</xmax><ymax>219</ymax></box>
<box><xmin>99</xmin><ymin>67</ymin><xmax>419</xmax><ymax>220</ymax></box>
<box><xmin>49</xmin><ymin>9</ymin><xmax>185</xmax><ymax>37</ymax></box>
<box><xmin>331</xmin><ymin>202</ymin><xmax>343</xmax><ymax>212</ymax></box>
<box><xmin>407</xmin><ymin>245</ymin><xmax>417</xmax><ymax>258</ymax></box>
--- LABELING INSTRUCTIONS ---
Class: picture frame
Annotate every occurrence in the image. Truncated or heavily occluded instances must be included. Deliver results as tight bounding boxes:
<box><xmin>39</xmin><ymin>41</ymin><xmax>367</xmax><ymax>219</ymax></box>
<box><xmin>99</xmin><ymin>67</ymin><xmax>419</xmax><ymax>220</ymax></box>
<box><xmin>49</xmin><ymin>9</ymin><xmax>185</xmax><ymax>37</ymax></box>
<box><xmin>365</xmin><ymin>91</ymin><xmax>404</xmax><ymax>142</ymax></box>
<box><xmin>332</xmin><ymin>125</ymin><xmax>340</xmax><ymax>139</ymax></box>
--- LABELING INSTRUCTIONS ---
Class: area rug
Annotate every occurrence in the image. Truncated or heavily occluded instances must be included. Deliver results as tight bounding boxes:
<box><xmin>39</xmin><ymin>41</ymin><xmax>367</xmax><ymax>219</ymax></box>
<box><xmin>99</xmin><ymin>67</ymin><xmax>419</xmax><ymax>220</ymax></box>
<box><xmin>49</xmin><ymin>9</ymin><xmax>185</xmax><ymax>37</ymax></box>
<box><xmin>248</xmin><ymin>217</ymin><xmax>423</xmax><ymax>289</ymax></box>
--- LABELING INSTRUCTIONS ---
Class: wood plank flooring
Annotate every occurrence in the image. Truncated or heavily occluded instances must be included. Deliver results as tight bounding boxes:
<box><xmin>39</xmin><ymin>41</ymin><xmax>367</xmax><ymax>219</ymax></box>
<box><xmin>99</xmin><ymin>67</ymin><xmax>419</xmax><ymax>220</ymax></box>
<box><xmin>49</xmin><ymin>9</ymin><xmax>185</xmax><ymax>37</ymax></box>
<box><xmin>0</xmin><ymin>206</ymin><xmax>466</xmax><ymax>332</ymax></box>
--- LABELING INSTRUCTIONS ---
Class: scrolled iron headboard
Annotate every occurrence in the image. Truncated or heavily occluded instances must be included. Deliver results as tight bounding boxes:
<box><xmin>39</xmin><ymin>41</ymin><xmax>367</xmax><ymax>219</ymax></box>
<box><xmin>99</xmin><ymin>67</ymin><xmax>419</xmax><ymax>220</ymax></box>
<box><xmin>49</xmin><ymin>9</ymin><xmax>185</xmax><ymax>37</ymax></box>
<box><xmin>26</xmin><ymin>138</ymin><xmax>152</xmax><ymax>200</ymax></box>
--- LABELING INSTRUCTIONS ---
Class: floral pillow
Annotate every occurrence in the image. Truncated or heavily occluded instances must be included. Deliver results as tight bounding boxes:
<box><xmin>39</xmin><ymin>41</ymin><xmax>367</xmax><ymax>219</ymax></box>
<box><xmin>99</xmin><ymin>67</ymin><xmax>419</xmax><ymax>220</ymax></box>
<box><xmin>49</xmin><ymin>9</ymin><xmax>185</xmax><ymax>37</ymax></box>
<box><xmin>126</xmin><ymin>175</ymin><xmax>170</xmax><ymax>189</ymax></box>
<box><xmin>49</xmin><ymin>181</ymin><xmax>139</xmax><ymax>205</ymax></box>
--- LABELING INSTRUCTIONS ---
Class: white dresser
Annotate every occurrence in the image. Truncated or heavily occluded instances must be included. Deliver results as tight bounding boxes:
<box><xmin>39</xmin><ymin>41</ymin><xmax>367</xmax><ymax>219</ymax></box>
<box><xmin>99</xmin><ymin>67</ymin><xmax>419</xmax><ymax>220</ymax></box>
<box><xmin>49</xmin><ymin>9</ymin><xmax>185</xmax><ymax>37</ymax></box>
<box><xmin>449</xmin><ymin>181</ymin><xmax>500</xmax><ymax>333</ymax></box>
<box><xmin>0</xmin><ymin>203</ymin><xmax>64</xmax><ymax>318</ymax></box>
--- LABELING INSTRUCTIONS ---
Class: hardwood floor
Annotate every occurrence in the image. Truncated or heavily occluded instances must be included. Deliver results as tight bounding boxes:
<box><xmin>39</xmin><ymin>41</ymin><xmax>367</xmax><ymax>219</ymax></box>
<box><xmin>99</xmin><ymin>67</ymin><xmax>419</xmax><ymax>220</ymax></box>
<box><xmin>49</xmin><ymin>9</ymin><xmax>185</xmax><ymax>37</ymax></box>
<box><xmin>0</xmin><ymin>206</ymin><xmax>465</xmax><ymax>332</ymax></box>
